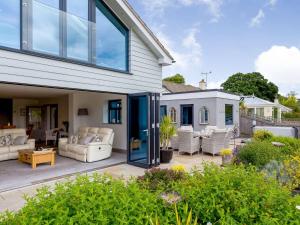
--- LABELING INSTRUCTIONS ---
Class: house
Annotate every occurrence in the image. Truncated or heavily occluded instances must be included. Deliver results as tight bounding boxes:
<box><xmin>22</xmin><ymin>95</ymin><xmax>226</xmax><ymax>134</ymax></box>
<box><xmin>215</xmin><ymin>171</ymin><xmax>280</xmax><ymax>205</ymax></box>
<box><xmin>241</xmin><ymin>95</ymin><xmax>292</xmax><ymax>121</ymax></box>
<box><xmin>160</xmin><ymin>80</ymin><xmax>240</xmax><ymax>131</ymax></box>
<box><xmin>0</xmin><ymin>0</ymin><xmax>174</xmax><ymax>169</ymax></box>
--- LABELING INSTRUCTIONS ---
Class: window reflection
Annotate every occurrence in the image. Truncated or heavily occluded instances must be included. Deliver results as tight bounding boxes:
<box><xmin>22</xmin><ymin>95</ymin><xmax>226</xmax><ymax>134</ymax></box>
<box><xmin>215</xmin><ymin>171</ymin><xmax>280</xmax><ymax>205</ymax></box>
<box><xmin>0</xmin><ymin>1</ymin><xmax>20</xmax><ymax>49</ymax></box>
<box><xmin>96</xmin><ymin>1</ymin><xmax>128</xmax><ymax>71</ymax></box>
<box><xmin>32</xmin><ymin>0</ymin><xmax>60</xmax><ymax>55</ymax></box>
<box><xmin>67</xmin><ymin>0</ymin><xmax>89</xmax><ymax>61</ymax></box>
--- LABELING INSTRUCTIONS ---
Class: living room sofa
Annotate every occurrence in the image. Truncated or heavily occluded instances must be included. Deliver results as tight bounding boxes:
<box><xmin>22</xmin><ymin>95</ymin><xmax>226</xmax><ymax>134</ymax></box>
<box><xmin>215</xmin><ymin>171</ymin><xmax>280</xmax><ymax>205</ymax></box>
<box><xmin>0</xmin><ymin>128</ymin><xmax>35</xmax><ymax>161</ymax></box>
<box><xmin>58</xmin><ymin>127</ymin><xmax>114</xmax><ymax>162</ymax></box>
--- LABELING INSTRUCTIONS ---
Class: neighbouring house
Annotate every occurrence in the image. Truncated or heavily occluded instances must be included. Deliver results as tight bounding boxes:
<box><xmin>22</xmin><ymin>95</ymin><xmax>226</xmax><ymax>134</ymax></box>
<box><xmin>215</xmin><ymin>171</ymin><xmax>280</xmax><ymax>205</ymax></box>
<box><xmin>0</xmin><ymin>0</ymin><xmax>174</xmax><ymax>169</ymax></box>
<box><xmin>241</xmin><ymin>95</ymin><xmax>292</xmax><ymax>122</ymax></box>
<box><xmin>160</xmin><ymin>80</ymin><xmax>240</xmax><ymax>131</ymax></box>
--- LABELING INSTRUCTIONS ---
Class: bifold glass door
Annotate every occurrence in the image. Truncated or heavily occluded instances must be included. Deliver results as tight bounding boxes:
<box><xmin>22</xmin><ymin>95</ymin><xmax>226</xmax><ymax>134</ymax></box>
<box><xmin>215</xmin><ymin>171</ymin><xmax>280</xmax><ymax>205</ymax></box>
<box><xmin>128</xmin><ymin>93</ymin><xmax>160</xmax><ymax>168</ymax></box>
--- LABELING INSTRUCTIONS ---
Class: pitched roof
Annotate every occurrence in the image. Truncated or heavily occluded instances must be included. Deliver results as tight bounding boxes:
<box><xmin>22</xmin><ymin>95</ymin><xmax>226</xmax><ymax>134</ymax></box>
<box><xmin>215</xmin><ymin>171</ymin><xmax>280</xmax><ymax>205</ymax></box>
<box><xmin>162</xmin><ymin>81</ymin><xmax>201</xmax><ymax>93</ymax></box>
<box><xmin>242</xmin><ymin>95</ymin><xmax>292</xmax><ymax>112</ymax></box>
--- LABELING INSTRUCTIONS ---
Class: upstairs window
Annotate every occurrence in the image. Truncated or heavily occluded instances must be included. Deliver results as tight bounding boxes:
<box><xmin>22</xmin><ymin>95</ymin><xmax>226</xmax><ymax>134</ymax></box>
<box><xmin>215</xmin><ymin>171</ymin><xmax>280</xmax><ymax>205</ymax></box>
<box><xmin>0</xmin><ymin>1</ymin><xmax>20</xmax><ymax>49</ymax></box>
<box><xmin>108</xmin><ymin>100</ymin><xmax>122</xmax><ymax>124</ymax></box>
<box><xmin>66</xmin><ymin>0</ymin><xmax>89</xmax><ymax>61</ymax></box>
<box><xmin>31</xmin><ymin>0</ymin><xmax>60</xmax><ymax>55</ymax></box>
<box><xmin>1</xmin><ymin>0</ymin><xmax>129</xmax><ymax>72</ymax></box>
<box><xmin>225</xmin><ymin>104</ymin><xmax>233</xmax><ymax>125</ymax></box>
<box><xmin>170</xmin><ymin>107</ymin><xmax>177</xmax><ymax>123</ymax></box>
<box><xmin>199</xmin><ymin>107</ymin><xmax>209</xmax><ymax>124</ymax></box>
<box><xmin>95</xmin><ymin>0</ymin><xmax>128</xmax><ymax>71</ymax></box>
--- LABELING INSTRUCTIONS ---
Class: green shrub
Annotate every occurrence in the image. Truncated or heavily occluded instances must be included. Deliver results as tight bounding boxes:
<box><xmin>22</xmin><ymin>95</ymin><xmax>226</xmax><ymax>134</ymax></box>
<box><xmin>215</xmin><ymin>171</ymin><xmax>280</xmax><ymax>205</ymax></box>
<box><xmin>1</xmin><ymin>166</ymin><xmax>300</xmax><ymax>225</ymax></box>
<box><xmin>137</xmin><ymin>168</ymin><xmax>186</xmax><ymax>191</ymax></box>
<box><xmin>236</xmin><ymin>141</ymin><xmax>284</xmax><ymax>168</ymax></box>
<box><xmin>172</xmin><ymin>164</ymin><xmax>300</xmax><ymax>224</ymax></box>
<box><xmin>253</xmin><ymin>129</ymin><xmax>274</xmax><ymax>141</ymax></box>
<box><xmin>0</xmin><ymin>174</ymin><xmax>173</xmax><ymax>225</ymax></box>
<box><xmin>270</xmin><ymin>136</ymin><xmax>300</xmax><ymax>156</ymax></box>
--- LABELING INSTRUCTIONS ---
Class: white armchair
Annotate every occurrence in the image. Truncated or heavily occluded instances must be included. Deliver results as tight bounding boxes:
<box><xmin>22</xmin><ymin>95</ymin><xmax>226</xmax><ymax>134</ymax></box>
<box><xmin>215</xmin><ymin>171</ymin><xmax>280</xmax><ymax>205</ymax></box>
<box><xmin>178</xmin><ymin>130</ymin><xmax>200</xmax><ymax>155</ymax></box>
<box><xmin>202</xmin><ymin>131</ymin><xmax>227</xmax><ymax>156</ymax></box>
<box><xmin>59</xmin><ymin>127</ymin><xmax>114</xmax><ymax>162</ymax></box>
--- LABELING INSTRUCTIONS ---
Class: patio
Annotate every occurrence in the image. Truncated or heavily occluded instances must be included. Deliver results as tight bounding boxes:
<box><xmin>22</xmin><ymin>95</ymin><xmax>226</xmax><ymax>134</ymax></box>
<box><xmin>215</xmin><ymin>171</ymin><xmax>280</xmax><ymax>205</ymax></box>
<box><xmin>0</xmin><ymin>152</ymin><xmax>126</xmax><ymax>192</ymax></box>
<box><xmin>0</xmin><ymin>153</ymin><xmax>222</xmax><ymax>212</ymax></box>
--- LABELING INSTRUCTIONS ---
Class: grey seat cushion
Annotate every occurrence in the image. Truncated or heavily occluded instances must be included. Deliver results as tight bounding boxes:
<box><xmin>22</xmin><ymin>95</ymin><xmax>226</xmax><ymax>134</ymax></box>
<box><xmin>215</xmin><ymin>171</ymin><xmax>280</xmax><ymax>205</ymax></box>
<box><xmin>78</xmin><ymin>136</ymin><xmax>94</xmax><ymax>145</ymax></box>
<box><xmin>13</xmin><ymin>136</ymin><xmax>28</xmax><ymax>145</ymax></box>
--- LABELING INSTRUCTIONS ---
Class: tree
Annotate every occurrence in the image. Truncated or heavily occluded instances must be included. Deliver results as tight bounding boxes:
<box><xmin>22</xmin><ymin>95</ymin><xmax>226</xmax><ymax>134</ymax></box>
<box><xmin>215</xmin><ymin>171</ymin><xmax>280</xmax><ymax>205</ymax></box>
<box><xmin>279</xmin><ymin>92</ymin><xmax>300</xmax><ymax>112</ymax></box>
<box><xmin>221</xmin><ymin>72</ymin><xmax>279</xmax><ymax>102</ymax></box>
<box><xmin>163</xmin><ymin>74</ymin><xmax>185</xmax><ymax>84</ymax></box>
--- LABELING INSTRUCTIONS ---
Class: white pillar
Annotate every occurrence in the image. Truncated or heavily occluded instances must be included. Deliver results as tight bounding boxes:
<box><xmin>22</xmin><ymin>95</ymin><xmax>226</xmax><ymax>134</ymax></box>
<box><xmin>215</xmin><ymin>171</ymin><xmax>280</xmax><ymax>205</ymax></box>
<box><xmin>277</xmin><ymin>108</ymin><xmax>281</xmax><ymax>122</ymax></box>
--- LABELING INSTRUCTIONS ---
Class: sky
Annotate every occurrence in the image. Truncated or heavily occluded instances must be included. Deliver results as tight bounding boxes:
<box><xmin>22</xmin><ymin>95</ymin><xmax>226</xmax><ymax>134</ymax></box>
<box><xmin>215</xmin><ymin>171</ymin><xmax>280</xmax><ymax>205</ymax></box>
<box><xmin>128</xmin><ymin>0</ymin><xmax>300</xmax><ymax>96</ymax></box>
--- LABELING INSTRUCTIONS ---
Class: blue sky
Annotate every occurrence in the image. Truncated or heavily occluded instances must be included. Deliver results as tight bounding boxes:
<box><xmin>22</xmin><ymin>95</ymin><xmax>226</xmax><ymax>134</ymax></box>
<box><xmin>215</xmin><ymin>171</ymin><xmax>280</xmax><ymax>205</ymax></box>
<box><xmin>128</xmin><ymin>0</ymin><xmax>300</xmax><ymax>96</ymax></box>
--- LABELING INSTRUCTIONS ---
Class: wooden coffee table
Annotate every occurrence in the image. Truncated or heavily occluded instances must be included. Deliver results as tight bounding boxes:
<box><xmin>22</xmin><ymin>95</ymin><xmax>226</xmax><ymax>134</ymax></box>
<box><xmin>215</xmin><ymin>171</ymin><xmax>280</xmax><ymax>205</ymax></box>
<box><xmin>18</xmin><ymin>149</ymin><xmax>56</xmax><ymax>169</ymax></box>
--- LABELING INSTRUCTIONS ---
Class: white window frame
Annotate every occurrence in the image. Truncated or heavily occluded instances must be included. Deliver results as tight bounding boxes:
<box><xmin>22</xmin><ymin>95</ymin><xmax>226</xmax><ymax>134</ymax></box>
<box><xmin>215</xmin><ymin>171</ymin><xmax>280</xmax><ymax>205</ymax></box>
<box><xmin>169</xmin><ymin>107</ymin><xmax>177</xmax><ymax>123</ymax></box>
<box><xmin>199</xmin><ymin>106</ymin><xmax>209</xmax><ymax>125</ymax></box>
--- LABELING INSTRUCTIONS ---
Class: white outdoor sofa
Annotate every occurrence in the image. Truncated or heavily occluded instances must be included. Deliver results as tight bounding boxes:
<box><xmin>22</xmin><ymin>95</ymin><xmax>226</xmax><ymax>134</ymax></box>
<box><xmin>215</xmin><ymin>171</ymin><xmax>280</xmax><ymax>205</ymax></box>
<box><xmin>59</xmin><ymin>127</ymin><xmax>114</xmax><ymax>162</ymax></box>
<box><xmin>0</xmin><ymin>128</ymin><xmax>35</xmax><ymax>161</ymax></box>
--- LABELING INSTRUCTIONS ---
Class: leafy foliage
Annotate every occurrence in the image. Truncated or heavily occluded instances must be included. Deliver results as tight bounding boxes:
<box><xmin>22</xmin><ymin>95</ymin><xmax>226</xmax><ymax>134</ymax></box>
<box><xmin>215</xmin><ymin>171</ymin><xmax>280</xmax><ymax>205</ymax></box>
<box><xmin>1</xmin><ymin>166</ymin><xmax>300</xmax><ymax>225</ymax></box>
<box><xmin>279</xmin><ymin>92</ymin><xmax>300</xmax><ymax>113</ymax></box>
<box><xmin>164</xmin><ymin>74</ymin><xmax>185</xmax><ymax>84</ymax></box>
<box><xmin>221</xmin><ymin>72</ymin><xmax>279</xmax><ymax>101</ymax></box>
<box><xmin>236</xmin><ymin>141</ymin><xmax>284</xmax><ymax>168</ymax></box>
<box><xmin>172</xmin><ymin>164</ymin><xmax>300</xmax><ymax>224</ymax></box>
<box><xmin>284</xmin><ymin>155</ymin><xmax>300</xmax><ymax>190</ymax></box>
<box><xmin>253</xmin><ymin>129</ymin><xmax>274</xmax><ymax>141</ymax></box>
<box><xmin>137</xmin><ymin>168</ymin><xmax>186</xmax><ymax>191</ymax></box>
<box><xmin>160</xmin><ymin>116</ymin><xmax>177</xmax><ymax>150</ymax></box>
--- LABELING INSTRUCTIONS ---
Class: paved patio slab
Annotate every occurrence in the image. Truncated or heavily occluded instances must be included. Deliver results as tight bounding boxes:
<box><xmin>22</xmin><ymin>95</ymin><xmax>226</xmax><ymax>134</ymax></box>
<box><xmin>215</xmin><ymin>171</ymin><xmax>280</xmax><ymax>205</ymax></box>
<box><xmin>0</xmin><ymin>152</ymin><xmax>126</xmax><ymax>192</ymax></box>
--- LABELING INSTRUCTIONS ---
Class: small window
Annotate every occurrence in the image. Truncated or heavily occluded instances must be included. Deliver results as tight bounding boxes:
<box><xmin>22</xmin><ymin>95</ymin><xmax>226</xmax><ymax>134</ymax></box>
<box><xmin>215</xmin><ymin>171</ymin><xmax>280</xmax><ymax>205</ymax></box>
<box><xmin>108</xmin><ymin>100</ymin><xmax>122</xmax><ymax>124</ymax></box>
<box><xmin>225</xmin><ymin>104</ymin><xmax>233</xmax><ymax>125</ymax></box>
<box><xmin>199</xmin><ymin>107</ymin><xmax>209</xmax><ymax>124</ymax></box>
<box><xmin>160</xmin><ymin>105</ymin><xmax>167</xmax><ymax>121</ymax></box>
<box><xmin>170</xmin><ymin>107</ymin><xmax>177</xmax><ymax>123</ymax></box>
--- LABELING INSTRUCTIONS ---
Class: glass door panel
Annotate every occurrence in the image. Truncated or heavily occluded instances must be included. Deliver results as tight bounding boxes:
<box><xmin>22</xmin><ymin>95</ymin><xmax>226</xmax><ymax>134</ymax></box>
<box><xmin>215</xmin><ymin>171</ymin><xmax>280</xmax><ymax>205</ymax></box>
<box><xmin>128</xmin><ymin>94</ymin><xmax>149</xmax><ymax>167</ymax></box>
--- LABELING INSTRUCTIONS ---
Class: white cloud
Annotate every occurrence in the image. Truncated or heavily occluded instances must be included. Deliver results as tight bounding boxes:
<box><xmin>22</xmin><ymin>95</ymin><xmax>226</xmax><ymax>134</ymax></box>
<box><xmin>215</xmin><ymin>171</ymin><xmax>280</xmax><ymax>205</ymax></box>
<box><xmin>141</xmin><ymin>0</ymin><xmax>224</xmax><ymax>22</ymax></box>
<box><xmin>157</xmin><ymin>28</ymin><xmax>203</xmax><ymax>85</ymax></box>
<box><xmin>255</xmin><ymin>45</ymin><xmax>300</xmax><ymax>95</ymax></box>
<box><xmin>268</xmin><ymin>0</ymin><xmax>278</xmax><ymax>7</ymax></box>
<box><xmin>250</xmin><ymin>9</ymin><xmax>265</xmax><ymax>27</ymax></box>
<box><xmin>207</xmin><ymin>80</ymin><xmax>224</xmax><ymax>89</ymax></box>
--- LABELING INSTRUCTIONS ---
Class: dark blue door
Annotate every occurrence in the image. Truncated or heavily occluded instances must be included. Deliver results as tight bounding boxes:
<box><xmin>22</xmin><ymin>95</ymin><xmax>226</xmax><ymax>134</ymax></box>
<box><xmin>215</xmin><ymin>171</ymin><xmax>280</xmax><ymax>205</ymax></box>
<box><xmin>128</xmin><ymin>93</ymin><xmax>160</xmax><ymax>168</ymax></box>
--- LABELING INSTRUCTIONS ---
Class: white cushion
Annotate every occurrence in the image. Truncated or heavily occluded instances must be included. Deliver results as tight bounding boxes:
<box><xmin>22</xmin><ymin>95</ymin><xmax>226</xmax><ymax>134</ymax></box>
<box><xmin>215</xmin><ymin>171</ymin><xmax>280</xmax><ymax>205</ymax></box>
<box><xmin>9</xmin><ymin>144</ymin><xmax>31</xmax><ymax>153</ymax></box>
<box><xmin>68</xmin><ymin>144</ymin><xmax>88</xmax><ymax>155</ymax></box>
<box><xmin>0</xmin><ymin>146</ymin><xmax>9</xmax><ymax>154</ymax></box>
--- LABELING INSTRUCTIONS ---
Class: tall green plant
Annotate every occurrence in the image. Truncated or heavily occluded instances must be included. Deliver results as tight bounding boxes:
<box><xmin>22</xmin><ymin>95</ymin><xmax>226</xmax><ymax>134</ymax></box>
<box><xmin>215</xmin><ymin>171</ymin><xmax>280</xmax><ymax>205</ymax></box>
<box><xmin>160</xmin><ymin>116</ymin><xmax>176</xmax><ymax>150</ymax></box>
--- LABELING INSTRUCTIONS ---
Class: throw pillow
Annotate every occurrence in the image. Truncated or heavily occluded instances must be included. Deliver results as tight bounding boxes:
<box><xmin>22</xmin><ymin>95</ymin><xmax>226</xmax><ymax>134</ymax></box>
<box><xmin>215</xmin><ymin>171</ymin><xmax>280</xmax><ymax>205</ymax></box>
<box><xmin>92</xmin><ymin>135</ymin><xmax>103</xmax><ymax>143</ymax></box>
<box><xmin>0</xmin><ymin>135</ymin><xmax>13</xmax><ymax>146</ymax></box>
<box><xmin>68</xmin><ymin>135</ymin><xmax>78</xmax><ymax>144</ymax></box>
<box><xmin>78</xmin><ymin>136</ymin><xmax>94</xmax><ymax>145</ymax></box>
<box><xmin>13</xmin><ymin>136</ymin><xmax>28</xmax><ymax>145</ymax></box>
<box><xmin>5</xmin><ymin>135</ymin><xmax>12</xmax><ymax>146</ymax></box>
<box><xmin>0</xmin><ymin>136</ymin><xmax>6</xmax><ymax>147</ymax></box>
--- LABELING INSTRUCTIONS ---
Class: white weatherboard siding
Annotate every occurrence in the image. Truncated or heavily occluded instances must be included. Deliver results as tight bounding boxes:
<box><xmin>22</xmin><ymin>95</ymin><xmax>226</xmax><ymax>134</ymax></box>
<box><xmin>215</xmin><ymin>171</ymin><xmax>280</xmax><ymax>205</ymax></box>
<box><xmin>0</xmin><ymin>31</ymin><xmax>162</xmax><ymax>94</ymax></box>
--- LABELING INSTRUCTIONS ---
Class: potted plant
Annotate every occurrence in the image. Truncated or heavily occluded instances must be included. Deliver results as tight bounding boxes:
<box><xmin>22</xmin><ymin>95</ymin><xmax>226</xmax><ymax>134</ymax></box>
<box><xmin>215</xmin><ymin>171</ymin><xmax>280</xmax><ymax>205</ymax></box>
<box><xmin>220</xmin><ymin>148</ymin><xmax>233</xmax><ymax>165</ymax></box>
<box><xmin>160</xmin><ymin>116</ymin><xmax>176</xmax><ymax>163</ymax></box>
